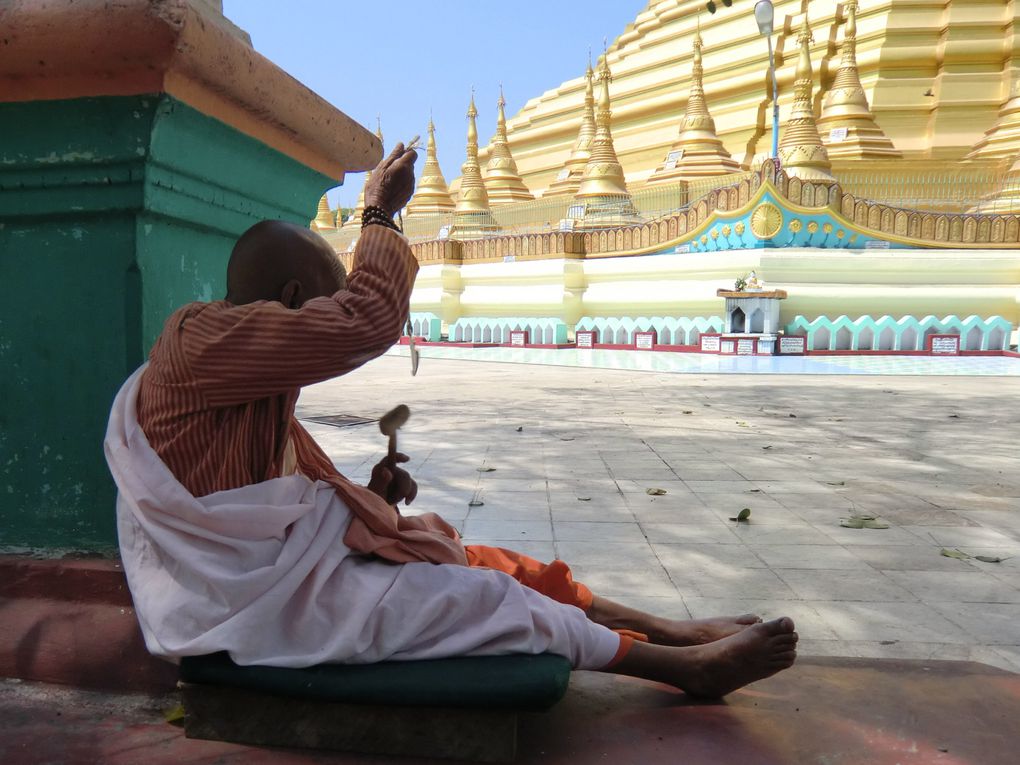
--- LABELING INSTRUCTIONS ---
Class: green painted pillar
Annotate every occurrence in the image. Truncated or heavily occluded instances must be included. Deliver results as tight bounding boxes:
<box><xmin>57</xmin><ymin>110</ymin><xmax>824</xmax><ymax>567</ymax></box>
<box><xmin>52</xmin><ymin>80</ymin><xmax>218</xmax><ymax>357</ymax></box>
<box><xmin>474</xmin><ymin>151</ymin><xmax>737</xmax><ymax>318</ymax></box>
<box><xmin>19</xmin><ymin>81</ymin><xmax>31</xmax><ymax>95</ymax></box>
<box><xmin>0</xmin><ymin>95</ymin><xmax>337</xmax><ymax>552</ymax></box>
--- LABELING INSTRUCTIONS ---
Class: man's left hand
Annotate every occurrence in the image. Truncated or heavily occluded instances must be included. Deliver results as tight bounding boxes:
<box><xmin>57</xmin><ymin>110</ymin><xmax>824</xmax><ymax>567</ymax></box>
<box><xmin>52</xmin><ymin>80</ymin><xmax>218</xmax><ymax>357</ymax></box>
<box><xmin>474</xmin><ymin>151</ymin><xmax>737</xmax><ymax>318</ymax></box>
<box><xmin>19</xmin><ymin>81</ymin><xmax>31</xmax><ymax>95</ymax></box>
<box><xmin>368</xmin><ymin>452</ymin><xmax>418</xmax><ymax>507</ymax></box>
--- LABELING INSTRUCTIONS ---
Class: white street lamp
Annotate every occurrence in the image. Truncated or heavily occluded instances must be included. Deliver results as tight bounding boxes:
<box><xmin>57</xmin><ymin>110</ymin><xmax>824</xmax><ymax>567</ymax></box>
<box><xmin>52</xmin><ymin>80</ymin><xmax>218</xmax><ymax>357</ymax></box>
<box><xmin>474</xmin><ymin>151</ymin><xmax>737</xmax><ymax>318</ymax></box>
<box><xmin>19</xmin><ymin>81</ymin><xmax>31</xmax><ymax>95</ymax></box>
<box><xmin>754</xmin><ymin>0</ymin><xmax>780</xmax><ymax>159</ymax></box>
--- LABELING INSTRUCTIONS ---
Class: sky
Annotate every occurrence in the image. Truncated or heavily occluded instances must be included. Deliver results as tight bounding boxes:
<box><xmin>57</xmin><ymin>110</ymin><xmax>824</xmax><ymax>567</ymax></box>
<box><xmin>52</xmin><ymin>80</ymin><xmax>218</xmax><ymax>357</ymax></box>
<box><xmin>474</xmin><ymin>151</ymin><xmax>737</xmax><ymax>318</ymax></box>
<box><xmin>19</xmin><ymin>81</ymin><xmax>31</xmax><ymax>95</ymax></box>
<box><xmin>222</xmin><ymin>0</ymin><xmax>648</xmax><ymax>209</ymax></box>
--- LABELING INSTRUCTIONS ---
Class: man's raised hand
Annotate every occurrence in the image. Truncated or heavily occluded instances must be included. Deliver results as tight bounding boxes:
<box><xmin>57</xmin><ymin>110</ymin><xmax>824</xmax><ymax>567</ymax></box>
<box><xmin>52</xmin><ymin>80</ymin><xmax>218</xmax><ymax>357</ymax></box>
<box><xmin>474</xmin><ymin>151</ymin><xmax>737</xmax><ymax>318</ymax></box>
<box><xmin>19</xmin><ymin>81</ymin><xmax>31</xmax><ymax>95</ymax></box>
<box><xmin>364</xmin><ymin>142</ymin><xmax>419</xmax><ymax>217</ymax></box>
<box><xmin>367</xmin><ymin>452</ymin><xmax>419</xmax><ymax>508</ymax></box>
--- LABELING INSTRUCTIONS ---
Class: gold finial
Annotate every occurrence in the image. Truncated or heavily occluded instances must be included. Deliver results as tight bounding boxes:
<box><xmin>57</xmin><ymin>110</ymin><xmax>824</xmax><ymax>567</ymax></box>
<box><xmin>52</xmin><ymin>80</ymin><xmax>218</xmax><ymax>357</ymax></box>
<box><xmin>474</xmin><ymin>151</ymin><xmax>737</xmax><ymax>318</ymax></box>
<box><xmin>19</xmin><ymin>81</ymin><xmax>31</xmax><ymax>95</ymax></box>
<box><xmin>452</xmin><ymin>92</ymin><xmax>499</xmax><ymax>238</ymax></box>
<box><xmin>819</xmin><ymin>0</ymin><xmax>900</xmax><ymax>159</ymax></box>
<box><xmin>546</xmin><ymin>57</ymin><xmax>600</xmax><ymax>196</ymax></box>
<box><xmin>572</xmin><ymin>55</ymin><xmax>641</xmax><ymax>226</ymax></box>
<box><xmin>778</xmin><ymin>12</ymin><xmax>835</xmax><ymax>181</ymax></box>
<box><xmin>484</xmin><ymin>86</ymin><xmax>534</xmax><ymax>204</ymax></box>
<box><xmin>407</xmin><ymin>115</ymin><xmax>456</xmax><ymax>216</ymax></box>
<box><xmin>647</xmin><ymin>24</ymin><xmax>740</xmax><ymax>184</ymax></box>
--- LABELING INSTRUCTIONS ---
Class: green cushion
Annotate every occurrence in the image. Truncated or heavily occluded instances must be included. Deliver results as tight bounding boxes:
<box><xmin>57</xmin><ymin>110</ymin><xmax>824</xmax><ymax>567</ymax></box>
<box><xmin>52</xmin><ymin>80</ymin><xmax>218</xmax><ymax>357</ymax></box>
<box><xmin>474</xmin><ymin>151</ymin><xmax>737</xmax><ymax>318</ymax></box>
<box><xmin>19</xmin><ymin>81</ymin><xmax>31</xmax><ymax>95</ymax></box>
<box><xmin>179</xmin><ymin>652</ymin><xmax>572</xmax><ymax>711</ymax></box>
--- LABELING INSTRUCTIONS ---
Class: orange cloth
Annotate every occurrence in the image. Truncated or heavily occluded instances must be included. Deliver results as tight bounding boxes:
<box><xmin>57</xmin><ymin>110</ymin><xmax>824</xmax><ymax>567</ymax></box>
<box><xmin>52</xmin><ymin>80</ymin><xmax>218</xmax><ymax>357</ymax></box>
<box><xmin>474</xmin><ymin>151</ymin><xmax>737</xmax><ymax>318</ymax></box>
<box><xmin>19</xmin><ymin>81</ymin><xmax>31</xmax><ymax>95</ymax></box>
<box><xmin>466</xmin><ymin>545</ymin><xmax>594</xmax><ymax>610</ymax></box>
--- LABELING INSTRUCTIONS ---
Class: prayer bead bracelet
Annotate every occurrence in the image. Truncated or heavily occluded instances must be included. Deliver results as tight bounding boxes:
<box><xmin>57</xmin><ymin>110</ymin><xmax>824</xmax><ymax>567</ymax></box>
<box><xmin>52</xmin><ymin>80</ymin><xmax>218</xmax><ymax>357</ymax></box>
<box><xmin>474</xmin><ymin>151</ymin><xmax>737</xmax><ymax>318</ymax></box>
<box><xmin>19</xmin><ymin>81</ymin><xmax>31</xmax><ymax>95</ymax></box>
<box><xmin>361</xmin><ymin>205</ymin><xmax>401</xmax><ymax>233</ymax></box>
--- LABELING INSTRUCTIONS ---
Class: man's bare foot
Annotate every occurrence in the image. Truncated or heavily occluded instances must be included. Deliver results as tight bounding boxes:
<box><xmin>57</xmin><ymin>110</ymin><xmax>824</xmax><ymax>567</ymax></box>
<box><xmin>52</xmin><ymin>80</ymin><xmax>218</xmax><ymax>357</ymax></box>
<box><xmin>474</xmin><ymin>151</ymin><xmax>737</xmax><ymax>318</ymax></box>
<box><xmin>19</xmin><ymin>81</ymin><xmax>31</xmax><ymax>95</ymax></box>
<box><xmin>677</xmin><ymin>617</ymin><xmax>798</xmax><ymax>697</ymax></box>
<box><xmin>651</xmin><ymin>614</ymin><xmax>762</xmax><ymax>646</ymax></box>
<box><xmin>609</xmin><ymin>617</ymin><xmax>798</xmax><ymax>698</ymax></box>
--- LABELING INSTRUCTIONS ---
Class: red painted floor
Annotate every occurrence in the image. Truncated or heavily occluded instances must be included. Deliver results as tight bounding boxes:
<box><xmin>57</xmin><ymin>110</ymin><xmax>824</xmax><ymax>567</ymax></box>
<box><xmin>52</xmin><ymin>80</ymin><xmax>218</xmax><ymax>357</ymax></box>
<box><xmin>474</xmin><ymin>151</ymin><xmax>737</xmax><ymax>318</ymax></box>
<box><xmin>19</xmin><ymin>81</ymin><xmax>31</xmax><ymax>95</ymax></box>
<box><xmin>2</xmin><ymin>657</ymin><xmax>1017</xmax><ymax>765</ymax></box>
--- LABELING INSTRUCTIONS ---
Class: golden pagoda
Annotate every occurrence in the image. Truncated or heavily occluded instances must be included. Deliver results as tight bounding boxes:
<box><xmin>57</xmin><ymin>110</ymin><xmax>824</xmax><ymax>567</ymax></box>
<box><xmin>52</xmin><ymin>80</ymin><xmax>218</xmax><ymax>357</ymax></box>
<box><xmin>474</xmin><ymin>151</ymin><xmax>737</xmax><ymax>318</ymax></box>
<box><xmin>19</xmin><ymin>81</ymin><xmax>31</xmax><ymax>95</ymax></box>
<box><xmin>310</xmin><ymin>193</ymin><xmax>336</xmax><ymax>230</ymax></box>
<box><xmin>646</xmin><ymin>24</ymin><xmax>741</xmax><ymax>185</ymax></box>
<box><xmin>967</xmin><ymin>76</ymin><xmax>1020</xmax><ymax>161</ymax></box>
<box><xmin>483</xmin><ymin>87</ymin><xmax>534</xmax><ymax>205</ymax></box>
<box><xmin>572</xmin><ymin>55</ymin><xmax>640</xmax><ymax>227</ymax></box>
<box><xmin>543</xmin><ymin>59</ymin><xmax>597</xmax><ymax>198</ymax></box>
<box><xmin>818</xmin><ymin>0</ymin><xmax>900</xmax><ymax>160</ymax></box>
<box><xmin>777</xmin><ymin>15</ymin><xmax>834</xmax><ymax>182</ymax></box>
<box><xmin>451</xmin><ymin>93</ymin><xmax>498</xmax><ymax>238</ymax></box>
<box><xmin>344</xmin><ymin>118</ymin><xmax>383</xmax><ymax>228</ymax></box>
<box><xmin>406</xmin><ymin>116</ymin><xmax>455</xmax><ymax>215</ymax></box>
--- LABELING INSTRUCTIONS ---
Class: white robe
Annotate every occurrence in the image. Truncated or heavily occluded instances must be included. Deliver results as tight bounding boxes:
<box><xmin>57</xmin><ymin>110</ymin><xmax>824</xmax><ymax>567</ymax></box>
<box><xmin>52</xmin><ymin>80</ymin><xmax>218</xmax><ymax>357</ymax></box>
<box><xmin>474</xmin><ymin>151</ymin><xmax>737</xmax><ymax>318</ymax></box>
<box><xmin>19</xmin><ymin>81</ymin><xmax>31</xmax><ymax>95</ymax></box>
<box><xmin>104</xmin><ymin>367</ymin><xmax>620</xmax><ymax>670</ymax></box>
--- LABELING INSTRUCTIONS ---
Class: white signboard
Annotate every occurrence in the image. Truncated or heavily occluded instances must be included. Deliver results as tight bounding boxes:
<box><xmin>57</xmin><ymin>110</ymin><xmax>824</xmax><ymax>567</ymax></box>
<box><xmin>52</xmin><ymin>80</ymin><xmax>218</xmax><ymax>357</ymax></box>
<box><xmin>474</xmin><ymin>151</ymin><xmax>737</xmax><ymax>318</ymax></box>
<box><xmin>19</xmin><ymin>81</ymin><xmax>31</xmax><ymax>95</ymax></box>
<box><xmin>779</xmin><ymin>336</ymin><xmax>807</xmax><ymax>355</ymax></box>
<box><xmin>930</xmin><ymin>335</ymin><xmax>961</xmax><ymax>355</ymax></box>
<box><xmin>865</xmin><ymin>239</ymin><xmax>891</xmax><ymax>249</ymax></box>
<box><xmin>635</xmin><ymin>332</ymin><xmax>656</xmax><ymax>350</ymax></box>
<box><xmin>503</xmin><ymin>255</ymin><xmax>516</xmax><ymax>263</ymax></box>
<box><xmin>700</xmin><ymin>335</ymin><xmax>721</xmax><ymax>353</ymax></box>
<box><xmin>674</xmin><ymin>244</ymin><xmax>691</xmax><ymax>254</ymax></box>
<box><xmin>510</xmin><ymin>331</ymin><xmax>528</xmax><ymax>347</ymax></box>
<box><xmin>576</xmin><ymin>331</ymin><xmax>596</xmax><ymax>349</ymax></box>
<box><xmin>736</xmin><ymin>338</ymin><xmax>756</xmax><ymax>355</ymax></box>
<box><xmin>663</xmin><ymin>149</ymin><xmax>684</xmax><ymax>170</ymax></box>
<box><xmin>829</xmin><ymin>127</ymin><xmax>849</xmax><ymax>143</ymax></box>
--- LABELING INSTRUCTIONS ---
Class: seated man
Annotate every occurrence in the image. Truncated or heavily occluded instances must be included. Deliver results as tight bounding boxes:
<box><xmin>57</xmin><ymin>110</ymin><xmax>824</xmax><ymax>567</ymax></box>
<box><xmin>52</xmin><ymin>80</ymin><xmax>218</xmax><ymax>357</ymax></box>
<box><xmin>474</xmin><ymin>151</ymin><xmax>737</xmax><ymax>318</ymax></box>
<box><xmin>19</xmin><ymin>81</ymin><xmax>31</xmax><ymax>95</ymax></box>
<box><xmin>105</xmin><ymin>143</ymin><xmax>797</xmax><ymax>698</ymax></box>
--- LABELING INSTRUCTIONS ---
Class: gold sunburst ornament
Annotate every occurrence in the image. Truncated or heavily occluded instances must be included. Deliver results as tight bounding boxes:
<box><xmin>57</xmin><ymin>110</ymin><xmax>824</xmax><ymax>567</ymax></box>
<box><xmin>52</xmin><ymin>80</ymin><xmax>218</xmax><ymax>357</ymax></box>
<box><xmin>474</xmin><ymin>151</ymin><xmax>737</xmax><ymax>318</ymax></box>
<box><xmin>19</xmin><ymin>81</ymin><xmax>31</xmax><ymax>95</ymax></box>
<box><xmin>750</xmin><ymin>203</ymin><xmax>783</xmax><ymax>239</ymax></box>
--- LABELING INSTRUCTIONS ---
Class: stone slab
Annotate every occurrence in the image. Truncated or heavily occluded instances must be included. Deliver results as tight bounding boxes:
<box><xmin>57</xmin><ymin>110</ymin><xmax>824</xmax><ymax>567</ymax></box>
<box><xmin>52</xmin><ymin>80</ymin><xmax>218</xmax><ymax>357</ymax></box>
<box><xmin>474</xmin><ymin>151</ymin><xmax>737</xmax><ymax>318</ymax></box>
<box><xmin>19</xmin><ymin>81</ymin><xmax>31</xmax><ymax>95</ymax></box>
<box><xmin>182</xmin><ymin>683</ymin><xmax>517</xmax><ymax>763</ymax></box>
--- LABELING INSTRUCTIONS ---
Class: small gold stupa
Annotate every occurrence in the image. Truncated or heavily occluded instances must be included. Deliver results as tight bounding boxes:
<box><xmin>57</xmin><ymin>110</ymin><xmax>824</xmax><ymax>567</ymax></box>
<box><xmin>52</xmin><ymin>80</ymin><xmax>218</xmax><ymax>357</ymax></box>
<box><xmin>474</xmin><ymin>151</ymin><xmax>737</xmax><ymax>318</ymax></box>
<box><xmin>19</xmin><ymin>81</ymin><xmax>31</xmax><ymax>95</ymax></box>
<box><xmin>345</xmin><ymin>119</ymin><xmax>383</xmax><ymax>228</ymax></box>
<box><xmin>407</xmin><ymin>116</ymin><xmax>456</xmax><ymax>215</ymax></box>
<box><xmin>451</xmin><ymin>94</ymin><xmax>499</xmax><ymax>238</ymax></box>
<box><xmin>310</xmin><ymin>194</ymin><xmax>336</xmax><ymax>230</ymax></box>
<box><xmin>967</xmin><ymin>77</ymin><xmax>1020</xmax><ymax>161</ymax></box>
<box><xmin>483</xmin><ymin>87</ymin><xmax>533</xmax><ymax>205</ymax></box>
<box><xmin>544</xmin><ymin>59</ymin><xmax>597</xmax><ymax>198</ymax></box>
<box><xmin>777</xmin><ymin>15</ymin><xmax>834</xmax><ymax>182</ymax></box>
<box><xmin>572</xmin><ymin>55</ymin><xmax>641</xmax><ymax>227</ymax></box>
<box><xmin>646</xmin><ymin>24</ymin><xmax>741</xmax><ymax>185</ymax></box>
<box><xmin>818</xmin><ymin>0</ymin><xmax>900</xmax><ymax>160</ymax></box>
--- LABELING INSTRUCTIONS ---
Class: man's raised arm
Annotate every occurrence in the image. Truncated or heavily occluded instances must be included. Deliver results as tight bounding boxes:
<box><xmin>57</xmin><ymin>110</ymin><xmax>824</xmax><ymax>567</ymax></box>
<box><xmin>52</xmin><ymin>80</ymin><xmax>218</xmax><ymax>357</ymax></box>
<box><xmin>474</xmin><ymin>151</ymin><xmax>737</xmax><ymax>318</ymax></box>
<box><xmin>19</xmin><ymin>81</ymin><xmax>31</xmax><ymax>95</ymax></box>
<box><xmin>180</xmin><ymin>144</ymin><xmax>420</xmax><ymax>406</ymax></box>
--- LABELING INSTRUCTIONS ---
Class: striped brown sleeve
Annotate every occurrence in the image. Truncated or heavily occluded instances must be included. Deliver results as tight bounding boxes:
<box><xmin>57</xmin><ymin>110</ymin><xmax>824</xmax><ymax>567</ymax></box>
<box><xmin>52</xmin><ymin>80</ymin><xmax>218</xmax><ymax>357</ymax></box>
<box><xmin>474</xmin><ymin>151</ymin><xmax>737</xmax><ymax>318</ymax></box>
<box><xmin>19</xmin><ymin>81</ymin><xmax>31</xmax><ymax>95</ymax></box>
<box><xmin>183</xmin><ymin>225</ymin><xmax>420</xmax><ymax>407</ymax></box>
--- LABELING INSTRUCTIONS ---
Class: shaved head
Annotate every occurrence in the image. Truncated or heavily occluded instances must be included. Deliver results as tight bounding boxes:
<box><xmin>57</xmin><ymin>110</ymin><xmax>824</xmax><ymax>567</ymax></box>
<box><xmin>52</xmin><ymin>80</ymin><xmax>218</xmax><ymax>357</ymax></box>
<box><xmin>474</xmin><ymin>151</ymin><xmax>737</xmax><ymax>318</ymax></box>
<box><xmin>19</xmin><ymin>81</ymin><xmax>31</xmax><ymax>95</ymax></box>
<box><xmin>226</xmin><ymin>220</ymin><xmax>346</xmax><ymax>307</ymax></box>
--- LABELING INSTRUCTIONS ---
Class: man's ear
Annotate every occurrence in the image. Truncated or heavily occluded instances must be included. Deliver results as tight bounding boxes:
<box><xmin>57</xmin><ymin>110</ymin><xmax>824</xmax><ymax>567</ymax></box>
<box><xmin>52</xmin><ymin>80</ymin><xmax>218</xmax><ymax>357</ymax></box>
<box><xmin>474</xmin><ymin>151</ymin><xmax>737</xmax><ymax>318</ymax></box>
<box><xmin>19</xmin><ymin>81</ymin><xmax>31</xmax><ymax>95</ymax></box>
<box><xmin>280</xmin><ymin>279</ymin><xmax>302</xmax><ymax>309</ymax></box>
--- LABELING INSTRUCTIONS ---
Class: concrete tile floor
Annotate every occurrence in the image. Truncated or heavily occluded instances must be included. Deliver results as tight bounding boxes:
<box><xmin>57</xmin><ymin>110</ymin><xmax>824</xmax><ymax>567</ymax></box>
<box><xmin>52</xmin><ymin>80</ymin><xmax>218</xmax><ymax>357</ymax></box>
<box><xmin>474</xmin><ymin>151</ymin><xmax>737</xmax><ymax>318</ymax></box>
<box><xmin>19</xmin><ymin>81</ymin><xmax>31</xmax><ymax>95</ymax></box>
<box><xmin>298</xmin><ymin>355</ymin><xmax>1020</xmax><ymax>674</ymax></box>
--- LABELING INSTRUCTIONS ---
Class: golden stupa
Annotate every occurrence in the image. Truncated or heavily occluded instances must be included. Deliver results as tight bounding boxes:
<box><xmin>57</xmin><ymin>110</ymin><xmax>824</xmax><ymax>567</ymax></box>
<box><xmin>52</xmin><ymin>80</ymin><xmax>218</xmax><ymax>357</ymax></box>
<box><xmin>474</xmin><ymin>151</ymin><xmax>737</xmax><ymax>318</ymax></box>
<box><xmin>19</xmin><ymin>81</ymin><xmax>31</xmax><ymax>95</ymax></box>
<box><xmin>543</xmin><ymin>59</ymin><xmax>597</xmax><ymax>198</ymax></box>
<box><xmin>967</xmin><ymin>77</ymin><xmax>1020</xmax><ymax>162</ymax></box>
<box><xmin>646</xmin><ymin>23</ymin><xmax>741</xmax><ymax>185</ymax></box>
<box><xmin>310</xmin><ymin>193</ymin><xmax>336</xmax><ymax>231</ymax></box>
<box><xmin>407</xmin><ymin>116</ymin><xmax>456</xmax><ymax>216</ymax></box>
<box><xmin>483</xmin><ymin>88</ymin><xmax>534</xmax><ymax>205</ymax></box>
<box><xmin>451</xmin><ymin>94</ymin><xmax>499</xmax><ymax>238</ymax></box>
<box><xmin>777</xmin><ymin>15</ymin><xmax>833</xmax><ymax>182</ymax></box>
<box><xmin>571</xmin><ymin>54</ymin><xmax>641</xmax><ymax>227</ymax></box>
<box><xmin>345</xmin><ymin>119</ymin><xmax>383</xmax><ymax>228</ymax></box>
<box><xmin>817</xmin><ymin>0</ymin><xmax>899</xmax><ymax>160</ymax></box>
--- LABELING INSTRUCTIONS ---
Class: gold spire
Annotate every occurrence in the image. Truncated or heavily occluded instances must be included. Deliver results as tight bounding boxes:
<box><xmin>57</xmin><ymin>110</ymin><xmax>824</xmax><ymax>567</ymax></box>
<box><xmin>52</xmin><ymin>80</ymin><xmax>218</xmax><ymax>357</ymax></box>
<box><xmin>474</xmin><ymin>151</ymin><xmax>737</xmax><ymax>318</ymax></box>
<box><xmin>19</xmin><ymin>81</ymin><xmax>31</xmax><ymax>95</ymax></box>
<box><xmin>451</xmin><ymin>93</ymin><xmax>499</xmax><ymax>238</ymax></box>
<box><xmin>818</xmin><ymin>0</ymin><xmax>900</xmax><ymax>160</ymax></box>
<box><xmin>646</xmin><ymin>25</ymin><xmax>741</xmax><ymax>185</ymax></box>
<box><xmin>572</xmin><ymin>54</ymin><xmax>641</xmax><ymax>227</ymax></box>
<box><xmin>345</xmin><ymin>118</ymin><xmax>384</xmax><ymax>228</ymax></box>
<box><xmin>545</xmin><ymin>57</ymin><xmax>598</xmax><ymax>197</ymax></box>
<box><xmin>407</xmin><ymin>116</ymin><xmax>456</xmax><ymax>215</ymax></box>
<box><xmin>483</xmin><ymin>86</ymin><xmax>534</xmax><ymax>204</ymax></box>
<box><xmin>310</xmin><ymin>193</ymin><xmax>336</xmax><ymax>230</ymax></box>
<box><xmin>778</xmin><ymin>15</ymin><xmax>834</xmax><ymax>182</ymax></box>
<box><xmin>966</xmin><ymin>75</ymin><xmax>1020</xmax><ymax>160</ymax></box>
